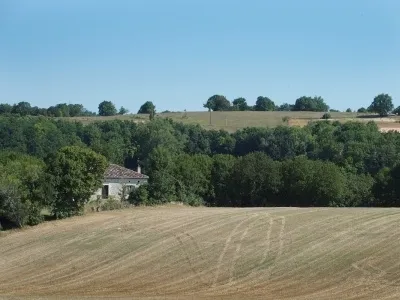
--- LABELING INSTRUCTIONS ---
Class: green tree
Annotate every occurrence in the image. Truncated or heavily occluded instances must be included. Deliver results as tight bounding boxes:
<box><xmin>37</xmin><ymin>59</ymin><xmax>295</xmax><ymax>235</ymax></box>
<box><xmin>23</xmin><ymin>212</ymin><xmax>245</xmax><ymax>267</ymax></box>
<box><xmin>229</xmin><ymin>152</ymin><xmax>282</xmax><ymax>207</ymax></box>
<box><xmin>392</xmin><ymin>106</ymin><xmax>400</xmax><ymax>115</ymax></box>
<box><xmin>232</xmin><ymin>97</ymin><xmax>249</xmax><ymax>111</ymax></box>
<box><xmin>118</xmin><ymin>106</ymin><xmax>129</xmax><ymax>115</ymax></box>
<box><xmin>0</xmin><ymin>152</ymin><xmax>50</xmax><ymax>227</ymax></box>
<box><xmin>346</xmin><ymin>108</ymin><xmax>352</xmax><ymax>113</ymax></box>
<box><xmin>277</xmin><ymin>103</ymin><xmax>293</xmax><ymax>111</ymax></box>
<box><xmin>321</xmin><ymin>113</ymin><xmax>331</xmax><ymax>119</ymax></box>
<box><xmin>293</xmin><ymin>96</ymin><xmax>329</xmax><ymax>112</ymax></box>
<box><xmin>0</xmin><ymin>104</ymin><xmax>12</xmax><ymax>114</ymax></box>
<box><xmin>254</xmin><ymin>96</ymin><xmax>275</xmax><ymax>111</ymax></box>
<box><xmin>280</xmin><ymin>156</ymin><xmax>345</xmax><ymax>206</ymax></box>
<box><xmin>68</xmin><ymin>104</ymin><xmax>84</xmax><ymax>117</ymax></box>
<box><xmin>209</xmin><ymin>154</ymin><xmax>236</xmax><ymax>206</ymax></box>
<box><xmin>368</xmin><ymin>93</ymin><xmax>394</xmax><ymax>117</ymax></box>
<box><xmin>128</xmin><ymin>184</ymin><xmax>149</xmax><ymax>205</ymax></box>
<box><xmin>46</xmin><ymin>146</ymin><xmax>108</xmax><ymax>218</ymax></box>
<box><xmin>145</xmin><ymin>146</ymin><xmax>177</xmax><ymax>203</ymax></box>
<box><xmin>12</xmin><ymin>102</ymin><xmax>32</xmax><ymax>116</ymax></box>
<box><xmin>98</xmin><ymin>100</ymin><xmax>117</xmax><ymax>116</ymax></box>
<box><xmin>138</xmin><ymin>101</ymin><xmax>155</xmax><ymax>114</ymax></box>
<box><xmin>357</xmin><ymin>107</ymin><xmax>367</xmax><ymax>113</ymax></box>
<box><xmin>203</xmin><ymin>95</ymin><xmax>231</xmax><ymax>111</ymax></box>
<box><xmin>173</xmin><ymin>154</ymin><xmax>213</xmax><ymax>203</ymax></box>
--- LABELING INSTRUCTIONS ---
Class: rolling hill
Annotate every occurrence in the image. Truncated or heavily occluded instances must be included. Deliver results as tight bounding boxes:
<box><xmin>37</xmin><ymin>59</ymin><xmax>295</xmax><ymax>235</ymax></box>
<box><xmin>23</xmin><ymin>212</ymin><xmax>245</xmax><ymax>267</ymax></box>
<box><xmin>1</xmin><ymin>206</ymin><xmax>400</xmax><ymax>299</ymax></box>
<box><xmin>64</xmin><ymin>111</ymin><xmax>400</xmax><ymax>132</ymax></box>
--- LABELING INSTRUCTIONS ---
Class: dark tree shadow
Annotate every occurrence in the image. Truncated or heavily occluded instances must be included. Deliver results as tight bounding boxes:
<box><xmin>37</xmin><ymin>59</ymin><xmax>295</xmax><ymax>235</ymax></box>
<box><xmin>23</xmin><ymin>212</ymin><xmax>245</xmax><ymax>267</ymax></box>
<box><xmin>0</xmin><ymin>216</ymin><xmax>19</xmax><ymax>230</ymax></box>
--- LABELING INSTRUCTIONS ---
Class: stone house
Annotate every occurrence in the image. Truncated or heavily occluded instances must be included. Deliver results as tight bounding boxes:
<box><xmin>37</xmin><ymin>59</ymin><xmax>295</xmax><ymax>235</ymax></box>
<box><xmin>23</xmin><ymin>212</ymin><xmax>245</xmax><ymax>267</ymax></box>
<box><xmin>91</xmin><ymin>164</ymin><xmax>148</xmax><ymax>200</ymax></box>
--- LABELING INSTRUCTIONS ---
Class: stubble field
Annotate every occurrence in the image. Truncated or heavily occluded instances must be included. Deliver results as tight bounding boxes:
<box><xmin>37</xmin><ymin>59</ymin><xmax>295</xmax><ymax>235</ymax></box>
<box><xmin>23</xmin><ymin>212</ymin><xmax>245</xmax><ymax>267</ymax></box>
<box><xmin>1</xmin><ymin>206</ymin><xmax>400</xmax><ymax>300</ymax></box>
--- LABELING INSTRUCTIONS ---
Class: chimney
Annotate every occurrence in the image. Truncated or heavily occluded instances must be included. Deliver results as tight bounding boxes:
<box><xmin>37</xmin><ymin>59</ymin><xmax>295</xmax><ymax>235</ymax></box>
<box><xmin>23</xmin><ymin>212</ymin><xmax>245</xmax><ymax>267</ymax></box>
<box><xmin>137</xmin><ymin>160</ymin><xmax>141</xmax><ymax>174</ymax></box>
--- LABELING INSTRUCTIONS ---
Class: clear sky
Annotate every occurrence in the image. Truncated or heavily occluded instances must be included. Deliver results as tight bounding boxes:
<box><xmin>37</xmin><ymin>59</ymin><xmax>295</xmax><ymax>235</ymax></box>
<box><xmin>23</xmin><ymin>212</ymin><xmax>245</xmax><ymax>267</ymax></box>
<box><xmin>1</xmin><ymin>0</ymin><xmax>400</xmax><ymax>113</ymax></box>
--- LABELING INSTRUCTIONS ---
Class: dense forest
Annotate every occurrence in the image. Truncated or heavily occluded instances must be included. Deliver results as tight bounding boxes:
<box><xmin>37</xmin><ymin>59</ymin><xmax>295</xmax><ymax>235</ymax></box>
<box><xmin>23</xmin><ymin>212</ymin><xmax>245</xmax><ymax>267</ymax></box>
<box><xmin>1</xmin><ymin>111</ymin><xmax>400</xmax><ymax>229</ymax></box>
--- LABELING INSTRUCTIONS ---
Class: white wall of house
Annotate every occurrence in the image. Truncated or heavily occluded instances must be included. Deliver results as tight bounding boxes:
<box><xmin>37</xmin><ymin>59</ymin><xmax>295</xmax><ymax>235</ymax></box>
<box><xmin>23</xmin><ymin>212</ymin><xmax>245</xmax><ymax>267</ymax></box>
<box><xmin>91</xmin><ymin>178</ymin><xmax>148</xmax><ymax>201</ymax></box>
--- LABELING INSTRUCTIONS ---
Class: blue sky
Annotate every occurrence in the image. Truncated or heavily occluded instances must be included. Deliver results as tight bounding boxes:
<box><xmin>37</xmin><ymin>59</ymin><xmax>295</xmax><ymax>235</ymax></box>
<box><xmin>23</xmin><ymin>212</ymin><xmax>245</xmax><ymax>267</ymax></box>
<box><xmin>1</xmin><ymin>0</ymin><xmax>399</xmax><ymax>113</ymax></box>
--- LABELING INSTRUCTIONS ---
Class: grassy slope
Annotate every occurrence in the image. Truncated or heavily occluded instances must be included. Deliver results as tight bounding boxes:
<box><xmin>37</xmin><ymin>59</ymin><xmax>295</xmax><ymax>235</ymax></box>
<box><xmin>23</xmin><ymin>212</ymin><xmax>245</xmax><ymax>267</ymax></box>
<box><xmin>2</xmin><ymin>206</ymin><xmax>400</xmax><ymax>299</ymax></box>
<box><xmin>64</xmin><ymin>111</ymin><xmax>400</xmax><ymax>132</ymax></box>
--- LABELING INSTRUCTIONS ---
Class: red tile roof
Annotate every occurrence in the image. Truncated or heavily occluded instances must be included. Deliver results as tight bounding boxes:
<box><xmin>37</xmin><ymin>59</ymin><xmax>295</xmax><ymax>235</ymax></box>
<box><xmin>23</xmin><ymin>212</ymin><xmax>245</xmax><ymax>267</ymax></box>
<box><xmin>105</xmin><ymin>164</ymin><xmax>148</xmax><ymax>179</ymax></box>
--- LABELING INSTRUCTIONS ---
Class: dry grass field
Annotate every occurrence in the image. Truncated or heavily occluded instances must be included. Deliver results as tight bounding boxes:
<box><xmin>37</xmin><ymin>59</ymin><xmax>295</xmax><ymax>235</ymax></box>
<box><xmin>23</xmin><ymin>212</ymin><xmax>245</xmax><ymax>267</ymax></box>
<box><xmin>2</xmin><ymin>206</ymin><xmax>400</xmax><ymax>300</ymax></box>
<box><xmin>64</xmin><ymin>111</ymin><xmax>400</xmax><ymax>132</ymax></box>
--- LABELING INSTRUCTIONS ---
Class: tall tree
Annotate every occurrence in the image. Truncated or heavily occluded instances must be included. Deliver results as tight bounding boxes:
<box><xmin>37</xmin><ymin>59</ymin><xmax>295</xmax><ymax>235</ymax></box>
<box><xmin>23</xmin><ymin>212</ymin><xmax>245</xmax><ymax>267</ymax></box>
<box><xmin>368</xmin><ymin>93</ymin><xmax>394</xmax><ymax>117</ymax></box>
<box><xmin>277</xmin><ymin>103</ymin><xmax>293</xmax><ymax>111</ymax></box>
<box><xmin>12</xmin><ymin>102</ymin><xmax>32</xmax><ymax>116</ymax></box>
<box><xmin>357</xmin><ymin>107</ymin><xmax>367</xmax><ymax>113</ymax></box>
<box><xmin>254</xmin><ymin>96</ymin><xmax>275</xmax><ymax>111</ymax></box>
<box><xmin>138</xmin><ymin>101</ymin><xmax>156</xmax><ymax>114</ymax></box>
<box><xmin>0</xmin><ymin>104</ymin><xmax>12</xmax><ymax>114</ymax></box>
<box><xmin>393</xmin><ymin>106</ymin><xmax>400</xmax><ymax>115</ymax></box>
<box><xmin>232</xmin><ymin>97</ymin><xmax>249</xmax><ymax>111</ymax></box>
<box><xmin>293</xmin><ymin>96</ymin><xmax>329</xmax><ymax>112</ymax></box>
<box><xmin>119</xmin><ymin>106</ymin><xmax>129</xmax><ymax>115</ymax></box>
<box><xmin>98</xmin><ymin>101</ymin><xmax>117</xmax><ymax>116</ymax></box>
<box><xmin>46</xmin><ymin>146</ymin><xmax>108</xmax><ymax>218</ymax></box>
<box><xmin>203</xmin><ymin>95</ymin><xmax>231</xmax><ymax>111</ymax></box>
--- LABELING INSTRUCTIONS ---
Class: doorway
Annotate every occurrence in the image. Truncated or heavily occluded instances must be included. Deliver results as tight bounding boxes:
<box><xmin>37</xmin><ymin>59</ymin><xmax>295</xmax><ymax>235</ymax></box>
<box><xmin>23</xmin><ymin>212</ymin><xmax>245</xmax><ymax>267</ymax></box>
<box><xmin>102</xmin><ymin>185</ymin><xmax>109</xmax><ymax>199</ymax></box>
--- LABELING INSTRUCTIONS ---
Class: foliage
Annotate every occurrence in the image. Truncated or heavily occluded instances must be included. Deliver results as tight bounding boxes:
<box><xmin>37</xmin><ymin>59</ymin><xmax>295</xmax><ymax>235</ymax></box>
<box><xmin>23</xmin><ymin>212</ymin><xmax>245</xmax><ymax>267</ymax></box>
<box><xmin>392</xmin><ymin>106</ymin><xmax>400</xmax><ymax>115</ymax></box>
<box><xmin>3</xmin><ymin>108</ymin><xmax>400</xmax><ymax>227</ymax></box>
<box><xmin>293</xmin><ymin>96</ymin><xmax>329</xmax><ymax>112</ymax></box>
<box><xmin>138</xmin><ymin>101</ymin><xmax>156</xmax><ymax>114</ymax></box>
<box><xmin>98</xmin><ymin>100</ymin><xmax>117</xmax><ymax>116</ymax></box>
<box><xmin>282</xmin><ymin>116</ymin><xmax>290</xmax><ymax>124</ymax></box>
<box><xmin>277</xmin><ymin>103</ymin><xmax>293</xmax><ymax>111</ymax></box>
<box><xmin>346</xmin><ymin>108</ymin><xmax>352</xmax><ymax>113</ymax></box>
<box><xmin>100</xmin><ymin>197</ymin><xmax>128</xmax><ymax>211</ymax></box>
<box><xmin>118</xmin><ymin>106</ymin><xmax>129</xmax><ymax>115</ymax></box>
<box><xmin>254</xmin><ymin>96</ymin><xmax>275</xmax><ymax>111</ymax></box>
<box><xmin>128</xmin><ymin>185</ymin><xmax>149</xmax><ymax>206</ymax></box>
<box><xmin>357</xmin><ymin>107</ymin><xmax>367</xmax><ymax>113</ymax></box>
<box><xmin>0</xmin><ymin>153</ymin><xmax>48</xmax><ymax>227</ymax></box>
<box><xmin>368</xmin><ymin>93</ymin><xmax>394</xmax><ymax>117</ymax></box>
<box><xmin>46</xmin><ymin>146</ymin><xmax>108</xmax><ymax>218</ymax></box>
<box><xmin>232</xmin><ymin>98</ymin><xmax>249</xmax><ymax>111</ymax></box>
<box><xmin>204</xmin><ymin>95</ymin><xmax>231</xmax><ymax>111</ymax></box>
<box><xmin>0</xmin><ymin>102</ymin><xmax>95</xmax><ymax>117</ymax></box>
<box><xmin>321</xmin><ymin>113</ymin><xmax>331</xmax><ymax>119</ymax></box>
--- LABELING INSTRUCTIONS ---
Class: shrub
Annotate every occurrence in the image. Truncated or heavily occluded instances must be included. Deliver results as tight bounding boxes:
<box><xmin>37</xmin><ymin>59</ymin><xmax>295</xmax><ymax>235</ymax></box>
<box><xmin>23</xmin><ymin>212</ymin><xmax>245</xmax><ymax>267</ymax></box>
<box><xmin>128</xmin><ymin>185</ymin><xmax>149</xmax><ymax>206</ymax></box>
<box><xmin>180</xmin><ymin>192</ymin><xmax>204</xmax><ymax>207</ymax></box>
<box><xmin>100</xmin><ymin>197</ymin><xmax>128</xmax><ymax>211</ymax></box>
<box><xmin>321</xmin><ymin>113</ymin><xmax>331</xmax><ymax>120</ymax></box>
<box><xmin>282</xmin><ymin>116</ymin><xmax>290</xmax><ymax>124</ymax></box>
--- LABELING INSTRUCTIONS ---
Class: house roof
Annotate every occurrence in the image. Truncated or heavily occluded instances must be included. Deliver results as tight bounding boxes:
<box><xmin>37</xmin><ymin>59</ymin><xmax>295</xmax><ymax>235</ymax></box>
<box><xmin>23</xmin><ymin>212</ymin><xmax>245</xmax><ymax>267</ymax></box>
<box><xmin>105</xmin><ymin>164</ymin><xmax>148</xmax><ymax>179</ymax></box>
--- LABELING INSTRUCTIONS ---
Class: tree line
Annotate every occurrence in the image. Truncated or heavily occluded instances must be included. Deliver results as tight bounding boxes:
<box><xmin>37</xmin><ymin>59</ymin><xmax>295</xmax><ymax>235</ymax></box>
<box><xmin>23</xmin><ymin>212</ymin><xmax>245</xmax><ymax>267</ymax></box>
<box><xmin>0</xmin><ymin>100</ymin><xmax>156</xmax><ymax>118</ymax></box>
<box><xmin>204</xmin><ymin>93</ymin><xmax>398</xmax><ymax>116</ymax></box>
<box><xmin>2</xmin><ymin>93</ymin><xmax>397</xmax><ymax>119</ymax></box>
<box><xmin>2</xmin><ymin>115</ymin><xmax>400</xmax><ymax>229</ymax></box>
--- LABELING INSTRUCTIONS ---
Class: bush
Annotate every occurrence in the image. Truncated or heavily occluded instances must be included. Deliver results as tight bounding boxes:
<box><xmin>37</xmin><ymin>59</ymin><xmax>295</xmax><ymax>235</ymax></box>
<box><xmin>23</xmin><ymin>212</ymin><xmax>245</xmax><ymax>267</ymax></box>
<box><xmin>180</xmin><ymin>192</ymin><xmax>204</xmax><ymax>207</ymax></box>
<box><xmin>128</xmin><ymin>185</ymin><xmax>149</xmax><ymax>206</ymax></box>
<box><xmin>282</xmin><ymin>116</ymin><xmax>290</xmax><ymax>124</ymax></box>
<box><xmin>100</xmin><ymin>197</ymin><xmax>128</xmax><ymax>211</ymax></box>
<box><xmin>321</xmin><ymin>113</ymin><xmax>331</xmax><ymax>120</ymax></box>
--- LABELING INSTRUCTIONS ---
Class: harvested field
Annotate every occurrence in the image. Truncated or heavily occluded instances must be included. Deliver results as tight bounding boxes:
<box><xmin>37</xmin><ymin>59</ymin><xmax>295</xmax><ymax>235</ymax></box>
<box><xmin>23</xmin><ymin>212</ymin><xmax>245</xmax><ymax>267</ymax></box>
<box><xmin>63</xmin><ymin>111</ymin><xmax>400</xmax><ymax>132</ymax></box>
<box><xmin>2</xmin><ymin>207</ymin><xmax>400</xmax><ymax>299</ymax></box>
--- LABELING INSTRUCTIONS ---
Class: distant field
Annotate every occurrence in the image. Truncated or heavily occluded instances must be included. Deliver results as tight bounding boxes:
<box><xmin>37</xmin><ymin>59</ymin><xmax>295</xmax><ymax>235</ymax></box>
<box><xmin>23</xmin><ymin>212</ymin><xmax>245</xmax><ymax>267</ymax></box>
<box><xmin>2</xmin><ymin>206</ymin><xmax>400</xmax><ymax>299</ymax></box>
<box><xmin>63</xmin><ymin>111</ymin><xmax>400</xmax><ymax>132</ymax></box>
